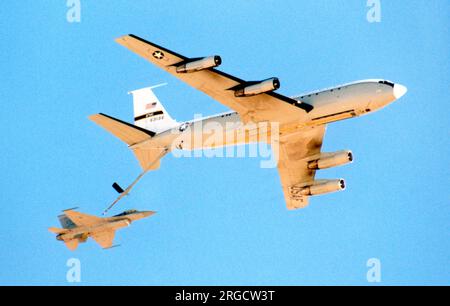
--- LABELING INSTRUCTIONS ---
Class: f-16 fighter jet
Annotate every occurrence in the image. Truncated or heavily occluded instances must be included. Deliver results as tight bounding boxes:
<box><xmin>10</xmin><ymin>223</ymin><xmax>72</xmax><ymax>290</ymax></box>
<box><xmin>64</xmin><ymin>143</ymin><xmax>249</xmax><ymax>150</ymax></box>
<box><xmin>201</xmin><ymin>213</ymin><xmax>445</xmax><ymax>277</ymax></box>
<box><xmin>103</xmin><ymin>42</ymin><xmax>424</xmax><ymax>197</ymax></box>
<box><xmin>49</xmin><ymin>208</ymin><xmax>155</xmax><ymax>250</ymax></box>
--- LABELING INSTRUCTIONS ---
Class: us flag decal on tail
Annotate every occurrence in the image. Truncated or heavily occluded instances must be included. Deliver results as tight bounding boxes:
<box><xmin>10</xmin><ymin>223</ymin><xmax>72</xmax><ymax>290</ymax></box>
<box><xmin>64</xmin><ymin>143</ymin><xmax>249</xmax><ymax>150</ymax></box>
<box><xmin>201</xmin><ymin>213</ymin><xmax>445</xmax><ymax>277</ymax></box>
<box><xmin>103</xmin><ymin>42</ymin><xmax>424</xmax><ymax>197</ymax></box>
<box><xmin>146</xmin><ymin>102</ymin><xmax>157</xmax><ymax>110</ymax></box>
<box><xmin>129</xmin><ymin>85</ymin><xmax>178</xmax><ymax>133</ymax></box>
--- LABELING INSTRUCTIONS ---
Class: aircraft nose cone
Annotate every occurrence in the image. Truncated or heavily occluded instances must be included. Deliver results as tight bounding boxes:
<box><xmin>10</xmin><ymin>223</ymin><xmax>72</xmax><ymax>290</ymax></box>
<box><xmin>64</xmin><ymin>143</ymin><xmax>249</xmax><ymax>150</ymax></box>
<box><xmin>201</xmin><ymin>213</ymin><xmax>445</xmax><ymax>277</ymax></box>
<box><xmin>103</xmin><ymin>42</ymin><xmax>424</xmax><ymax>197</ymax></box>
<box><xmin>142</xmin><ymin>211</ymin><xmax>156</xmax><ymax>218</ymax></box>
<box><xmin>393</xmin><ymin>83</ymin><xmax>408</xmax><ymax>99</ymax></box>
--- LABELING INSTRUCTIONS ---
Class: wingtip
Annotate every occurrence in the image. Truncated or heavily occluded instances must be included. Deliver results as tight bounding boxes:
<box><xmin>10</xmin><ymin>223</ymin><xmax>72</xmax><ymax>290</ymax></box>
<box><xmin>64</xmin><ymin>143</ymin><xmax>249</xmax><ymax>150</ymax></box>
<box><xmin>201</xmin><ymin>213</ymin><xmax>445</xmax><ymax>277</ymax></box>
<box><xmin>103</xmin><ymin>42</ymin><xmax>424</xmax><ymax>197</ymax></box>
<box><xmin>88</xmin><ymin>113</ymin><xmax>108</xmax><ymax>121</ymax></box>
<box><xmin>115</xmin><ymin>34</ymin><xmax>136</xmax><ymax>40</ymax></box>
<box><xmin>144</xmin><ymin>211</ymin><xmax>157</xmax><ymax>218</ymax></box>
<box><xmin>103</xmin><ymin>245</ymin><xmax>121</xmax><ymax>250</ymax></box>
<box><xmin>115</xmin><ymin>34</ymin><xmax>132</xmax><ymax>44</ymax></box>
<box><xmin>62</xmin><ymin>207</ymin><xmax>79</xmax><ymax>212</ymax></box>
<box><xmin>88</xmin><ymin>113</ymin><xmax>99</xmax><ymax>120</ymax></box>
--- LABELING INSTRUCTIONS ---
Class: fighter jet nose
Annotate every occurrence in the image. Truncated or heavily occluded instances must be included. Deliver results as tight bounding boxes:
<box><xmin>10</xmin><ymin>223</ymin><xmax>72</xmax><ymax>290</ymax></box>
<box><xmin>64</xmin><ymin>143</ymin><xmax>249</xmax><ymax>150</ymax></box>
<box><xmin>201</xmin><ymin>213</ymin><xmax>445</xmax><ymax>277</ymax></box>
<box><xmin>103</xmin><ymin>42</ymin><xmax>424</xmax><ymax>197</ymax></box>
<box><xmin>143</xmin><ymin>211</ymin><xmax>156</xmax><ymax>218</ymax></box>
<box><xmin>393</xmin><ymin>83</ymin><xmax>408</xmax><ymax>99</ymax></box>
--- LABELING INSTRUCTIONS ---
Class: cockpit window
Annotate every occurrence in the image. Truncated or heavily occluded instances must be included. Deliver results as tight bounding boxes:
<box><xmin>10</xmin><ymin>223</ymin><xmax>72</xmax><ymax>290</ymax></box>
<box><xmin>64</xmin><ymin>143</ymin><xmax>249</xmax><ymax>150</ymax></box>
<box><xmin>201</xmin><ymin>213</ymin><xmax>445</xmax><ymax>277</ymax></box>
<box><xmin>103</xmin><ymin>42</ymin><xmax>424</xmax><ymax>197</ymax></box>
<box><xmin>113</xmin><ymin>209</ymin><xmax>137</xmax><ymax>217</ymax></box>
<box><xmin>379</xmin><ymin>80</ymin><xmax>394</xmax><ymax>87</ymax></box>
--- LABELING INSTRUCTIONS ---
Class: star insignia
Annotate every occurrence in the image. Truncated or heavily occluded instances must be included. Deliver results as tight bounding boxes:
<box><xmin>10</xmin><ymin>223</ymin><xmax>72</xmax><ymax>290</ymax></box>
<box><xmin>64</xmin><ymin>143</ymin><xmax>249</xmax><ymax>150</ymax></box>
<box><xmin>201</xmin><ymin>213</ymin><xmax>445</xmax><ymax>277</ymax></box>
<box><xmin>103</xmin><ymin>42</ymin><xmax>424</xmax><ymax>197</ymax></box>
<box><xmin>152</xmin><ymin>50</ymin><xmax>165</xmax><ymax>60</ymax></box>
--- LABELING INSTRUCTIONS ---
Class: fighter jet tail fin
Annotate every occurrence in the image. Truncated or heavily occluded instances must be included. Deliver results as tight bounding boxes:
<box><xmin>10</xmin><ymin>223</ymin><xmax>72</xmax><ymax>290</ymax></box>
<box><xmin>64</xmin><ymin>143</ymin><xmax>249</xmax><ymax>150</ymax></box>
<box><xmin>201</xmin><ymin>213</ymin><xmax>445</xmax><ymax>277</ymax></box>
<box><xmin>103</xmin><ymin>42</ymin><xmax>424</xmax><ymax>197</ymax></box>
<box><xmin>64</xmin><ymin>239</ymin><xmax>79</xmax><ymax>251</ymax></box>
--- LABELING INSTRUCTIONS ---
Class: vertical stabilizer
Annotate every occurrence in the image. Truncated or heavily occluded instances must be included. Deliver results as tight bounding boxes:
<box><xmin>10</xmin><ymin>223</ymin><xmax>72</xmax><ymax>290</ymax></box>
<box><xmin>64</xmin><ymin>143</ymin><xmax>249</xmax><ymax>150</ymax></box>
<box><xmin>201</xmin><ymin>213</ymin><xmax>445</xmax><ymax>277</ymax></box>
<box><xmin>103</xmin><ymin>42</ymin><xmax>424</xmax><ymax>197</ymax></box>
<box><xmin>58</xmin><ymin>214</ymin><xmax>77</xmax><ymax>229</ymax></box>
<box><xmin>64</xmin><ymin>239</ymin><xmax>79</xmax><ymax>251</ymax></box>
<box><xmin>129</xmin><ymin>84</ymin><xmax>178</xmax><ymax>133</ymax></box>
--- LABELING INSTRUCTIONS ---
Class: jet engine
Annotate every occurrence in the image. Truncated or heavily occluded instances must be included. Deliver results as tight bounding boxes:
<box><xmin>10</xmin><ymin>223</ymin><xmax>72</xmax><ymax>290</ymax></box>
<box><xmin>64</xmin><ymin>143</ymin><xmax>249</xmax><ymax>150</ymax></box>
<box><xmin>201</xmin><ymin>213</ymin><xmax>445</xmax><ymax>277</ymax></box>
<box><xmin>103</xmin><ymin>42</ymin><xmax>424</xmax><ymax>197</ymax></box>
<box><xmin>308</xmin><ymin>150</ymin><xmax>353</xmax><ymax>170</ymax></box>
<box><xmin>234</xmin><ymin>78</ymin><xmax>280</xmax><ymax>97</ymax></box>
<box><xmin>176</xmin><ymin>56</ymin><xmax>222</xmax><ymax>73</ymax></box>
<box><xmin>297</xmin><ymin>179</ymin><xmax>346</xmax><ymax>196</ymax></box>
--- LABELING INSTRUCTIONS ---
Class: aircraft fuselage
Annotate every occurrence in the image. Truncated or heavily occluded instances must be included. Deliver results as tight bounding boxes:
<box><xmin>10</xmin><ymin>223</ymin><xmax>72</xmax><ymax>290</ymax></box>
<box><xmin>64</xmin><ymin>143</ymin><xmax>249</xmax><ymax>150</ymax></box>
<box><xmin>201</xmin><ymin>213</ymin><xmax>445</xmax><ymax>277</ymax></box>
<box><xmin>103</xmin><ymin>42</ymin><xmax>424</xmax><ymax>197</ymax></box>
<box><xmin>56</xmin><ymin>212</ymin><xmax>152</xmax><ymax>243</ymax></box>
<box><xmin>138</xmin><ymin>79</ymin><xmax>406</xmax><ymax>150</ymax></box>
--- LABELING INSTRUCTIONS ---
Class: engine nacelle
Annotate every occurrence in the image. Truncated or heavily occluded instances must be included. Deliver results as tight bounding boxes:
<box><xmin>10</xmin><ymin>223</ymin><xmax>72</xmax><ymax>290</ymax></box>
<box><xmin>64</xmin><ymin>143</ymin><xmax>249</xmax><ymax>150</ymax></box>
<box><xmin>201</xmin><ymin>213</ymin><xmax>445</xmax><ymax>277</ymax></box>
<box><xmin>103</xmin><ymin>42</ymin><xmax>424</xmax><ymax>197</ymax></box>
<box><xmin>176</xmin><ymin>56</ymin><xmax>222</xmax><ymax>73</ymax></box>
<box><xmin>308</xmin><ymin>150</ymin><xmax>353</xmax><ymax>170</ymax></box>
<box><xmin>234</xmin><ymin>78</ymin><xmax>280</xmax><ymax>97</ymax></box>
<box><xmin>298</xmin><ymin>179</ymin><xmax>346</xmax><ymax>196</ymax></box>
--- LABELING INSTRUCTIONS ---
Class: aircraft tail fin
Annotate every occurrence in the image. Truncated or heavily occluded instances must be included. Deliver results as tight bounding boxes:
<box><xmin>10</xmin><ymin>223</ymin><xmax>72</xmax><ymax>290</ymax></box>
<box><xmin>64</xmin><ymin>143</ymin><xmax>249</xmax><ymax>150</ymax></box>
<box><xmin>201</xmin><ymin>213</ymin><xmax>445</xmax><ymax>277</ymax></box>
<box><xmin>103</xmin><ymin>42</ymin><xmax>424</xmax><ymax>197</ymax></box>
<box><xmin>58</xmin><ymin>215</ymin><xmax>77</xmax><ymax>229</ymax></box>
<box><xmin>129</xmin><ymin>84</ymin><xmax>178</xmax><ymax>134</ymax></box>
<box><xmin>64</xmin><ymin>239</ymin><xmax>79</xmax><ymax>251</ymax></box>
<box><xmin>90</xmin><ymin>85</ymin><xmax>175</xmax><ymax>170</ymax></box>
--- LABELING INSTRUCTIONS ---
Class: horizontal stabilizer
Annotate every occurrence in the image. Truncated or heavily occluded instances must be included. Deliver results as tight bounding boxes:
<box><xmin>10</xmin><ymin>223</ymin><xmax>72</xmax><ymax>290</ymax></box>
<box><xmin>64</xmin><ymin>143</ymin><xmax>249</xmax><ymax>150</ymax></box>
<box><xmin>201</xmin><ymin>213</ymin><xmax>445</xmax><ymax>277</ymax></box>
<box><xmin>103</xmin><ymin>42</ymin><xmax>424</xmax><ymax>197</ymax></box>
<box><xmin>89</xmin><ymin>113</ymin><xmax>155</xmax><ymax>146</ymax></box>
<box><xmin>48</xmin><ymin>227</ymin><xmax>67</xmax><ymax>234</ymax></box>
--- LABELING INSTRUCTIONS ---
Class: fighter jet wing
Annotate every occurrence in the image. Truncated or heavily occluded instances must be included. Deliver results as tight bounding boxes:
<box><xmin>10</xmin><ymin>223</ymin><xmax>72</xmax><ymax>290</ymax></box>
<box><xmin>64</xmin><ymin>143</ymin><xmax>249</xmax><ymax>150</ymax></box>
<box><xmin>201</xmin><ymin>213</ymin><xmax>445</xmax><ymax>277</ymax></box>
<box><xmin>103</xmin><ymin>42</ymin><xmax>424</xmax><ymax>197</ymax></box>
<box><xmin>115</xmin><ymin>34</ymin><xmax>313</xmax><ymax>124</ymax></box>
<box><xmin>91</xmin><ymin>230</ymin><xmax>115</xmax><ymax>249</ymax></box>
<box><xmin>277</xmin><ymin>125</ymin><xmax>326</xmax><ymax>210</ymax></box>
<box><xmin>64</xmin><ymin>210</ymin><xmax>104</xmax><ymax>227</ymax></box>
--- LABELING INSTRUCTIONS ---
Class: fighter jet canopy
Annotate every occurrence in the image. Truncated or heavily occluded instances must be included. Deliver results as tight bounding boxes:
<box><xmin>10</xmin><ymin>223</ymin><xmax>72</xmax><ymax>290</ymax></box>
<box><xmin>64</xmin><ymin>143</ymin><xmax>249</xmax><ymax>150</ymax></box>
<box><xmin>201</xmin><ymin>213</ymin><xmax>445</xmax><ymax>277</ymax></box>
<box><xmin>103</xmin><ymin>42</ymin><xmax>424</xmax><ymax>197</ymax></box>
<box><xmin>113</xmin><ymin>209</ymin><xmax>138</xmax><ymax>217</ymax></box>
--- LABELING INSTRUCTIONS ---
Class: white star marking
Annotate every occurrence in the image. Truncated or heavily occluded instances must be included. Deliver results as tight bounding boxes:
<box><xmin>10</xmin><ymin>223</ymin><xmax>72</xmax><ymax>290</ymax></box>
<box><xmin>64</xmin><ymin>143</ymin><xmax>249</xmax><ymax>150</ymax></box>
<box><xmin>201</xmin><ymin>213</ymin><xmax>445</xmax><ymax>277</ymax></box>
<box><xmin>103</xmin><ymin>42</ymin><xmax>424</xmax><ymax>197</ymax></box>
<box><xmin>152</xmin><ymin>51</ymin><xmax>164</xmax><ymax>60</ymax></box>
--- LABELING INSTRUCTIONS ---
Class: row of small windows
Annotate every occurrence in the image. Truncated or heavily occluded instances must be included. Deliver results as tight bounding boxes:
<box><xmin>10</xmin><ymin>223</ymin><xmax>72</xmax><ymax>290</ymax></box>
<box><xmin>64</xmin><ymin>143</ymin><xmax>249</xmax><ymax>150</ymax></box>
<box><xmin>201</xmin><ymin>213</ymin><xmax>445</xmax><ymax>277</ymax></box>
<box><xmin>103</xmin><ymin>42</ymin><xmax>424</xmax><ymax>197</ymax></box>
<box><xmin>300</xmin><ymin>87</ymin><xmax>343</xmax><ymax>99</ymax></box>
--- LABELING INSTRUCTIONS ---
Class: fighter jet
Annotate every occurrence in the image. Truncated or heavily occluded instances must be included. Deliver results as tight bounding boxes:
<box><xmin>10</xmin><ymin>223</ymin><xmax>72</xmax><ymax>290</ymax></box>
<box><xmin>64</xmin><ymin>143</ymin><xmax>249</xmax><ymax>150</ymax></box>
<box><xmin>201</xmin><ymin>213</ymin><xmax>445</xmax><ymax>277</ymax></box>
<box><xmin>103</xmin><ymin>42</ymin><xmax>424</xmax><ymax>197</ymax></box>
<box><xmin>49</xmin><ymin>208</ymin><xmax>155</xmax><ymax>250</ymax></box>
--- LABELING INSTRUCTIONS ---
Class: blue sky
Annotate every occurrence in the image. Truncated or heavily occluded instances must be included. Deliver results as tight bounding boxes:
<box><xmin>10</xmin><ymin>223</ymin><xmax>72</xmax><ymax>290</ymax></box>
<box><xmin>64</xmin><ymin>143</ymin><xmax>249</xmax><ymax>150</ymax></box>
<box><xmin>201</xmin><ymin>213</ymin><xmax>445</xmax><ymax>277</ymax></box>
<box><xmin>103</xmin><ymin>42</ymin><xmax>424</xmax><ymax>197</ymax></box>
<box><xmin>0</xmin><ymin>1</ymin><xmax>449</xmax><ymax>285</ymax></box>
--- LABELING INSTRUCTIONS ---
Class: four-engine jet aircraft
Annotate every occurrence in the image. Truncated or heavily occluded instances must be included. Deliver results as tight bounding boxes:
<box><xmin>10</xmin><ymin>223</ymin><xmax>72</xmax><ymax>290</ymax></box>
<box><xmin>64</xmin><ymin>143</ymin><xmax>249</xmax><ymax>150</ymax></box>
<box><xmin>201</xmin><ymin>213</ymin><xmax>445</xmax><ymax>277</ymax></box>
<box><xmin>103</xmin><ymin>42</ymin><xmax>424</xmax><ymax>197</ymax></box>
<box><xmin>49</xmin><ymin>209</ymin><xmax>155</xmax><ymax>250</ymax></box>
<box><xmin>90</xmin><ymin>34</ymin><xmax>407</xmax><ymax>210</ymax></box>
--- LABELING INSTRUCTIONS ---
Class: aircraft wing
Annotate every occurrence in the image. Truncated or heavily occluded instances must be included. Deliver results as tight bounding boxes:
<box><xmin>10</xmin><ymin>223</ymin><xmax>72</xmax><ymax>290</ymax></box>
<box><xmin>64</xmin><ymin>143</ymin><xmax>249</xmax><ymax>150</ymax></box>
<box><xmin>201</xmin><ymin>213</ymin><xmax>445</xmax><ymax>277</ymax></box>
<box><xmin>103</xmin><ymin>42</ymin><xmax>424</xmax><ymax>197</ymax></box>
<box><xmin>64</xmin><ymin>210</ymin><xmax>104</xmax><ymax>227</ymax></box>
<box><xmin>277</xmin><ymin>125</ymin><xmax>326</xmax><ymax>210</ymax></box>
<box><xmin>91</xmin><ymin>231</ymin><xmax>115</xmax><ymax>249</ymax></box>
<box><xmin>115</xmin><ymin>34</ymin><xmax>313</xmax><ymax>124</ymax></box>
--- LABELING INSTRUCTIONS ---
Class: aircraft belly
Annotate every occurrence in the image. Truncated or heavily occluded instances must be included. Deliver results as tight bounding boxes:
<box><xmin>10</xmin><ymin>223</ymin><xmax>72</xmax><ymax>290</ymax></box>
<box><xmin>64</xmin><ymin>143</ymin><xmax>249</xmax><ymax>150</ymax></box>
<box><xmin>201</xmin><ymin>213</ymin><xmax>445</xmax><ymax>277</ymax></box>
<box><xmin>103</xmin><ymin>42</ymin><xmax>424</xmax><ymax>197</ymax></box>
<box><xmin>176</xmin><ymin>115</ymin><xmax>262</xmax><ymax>150</ymax></box>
